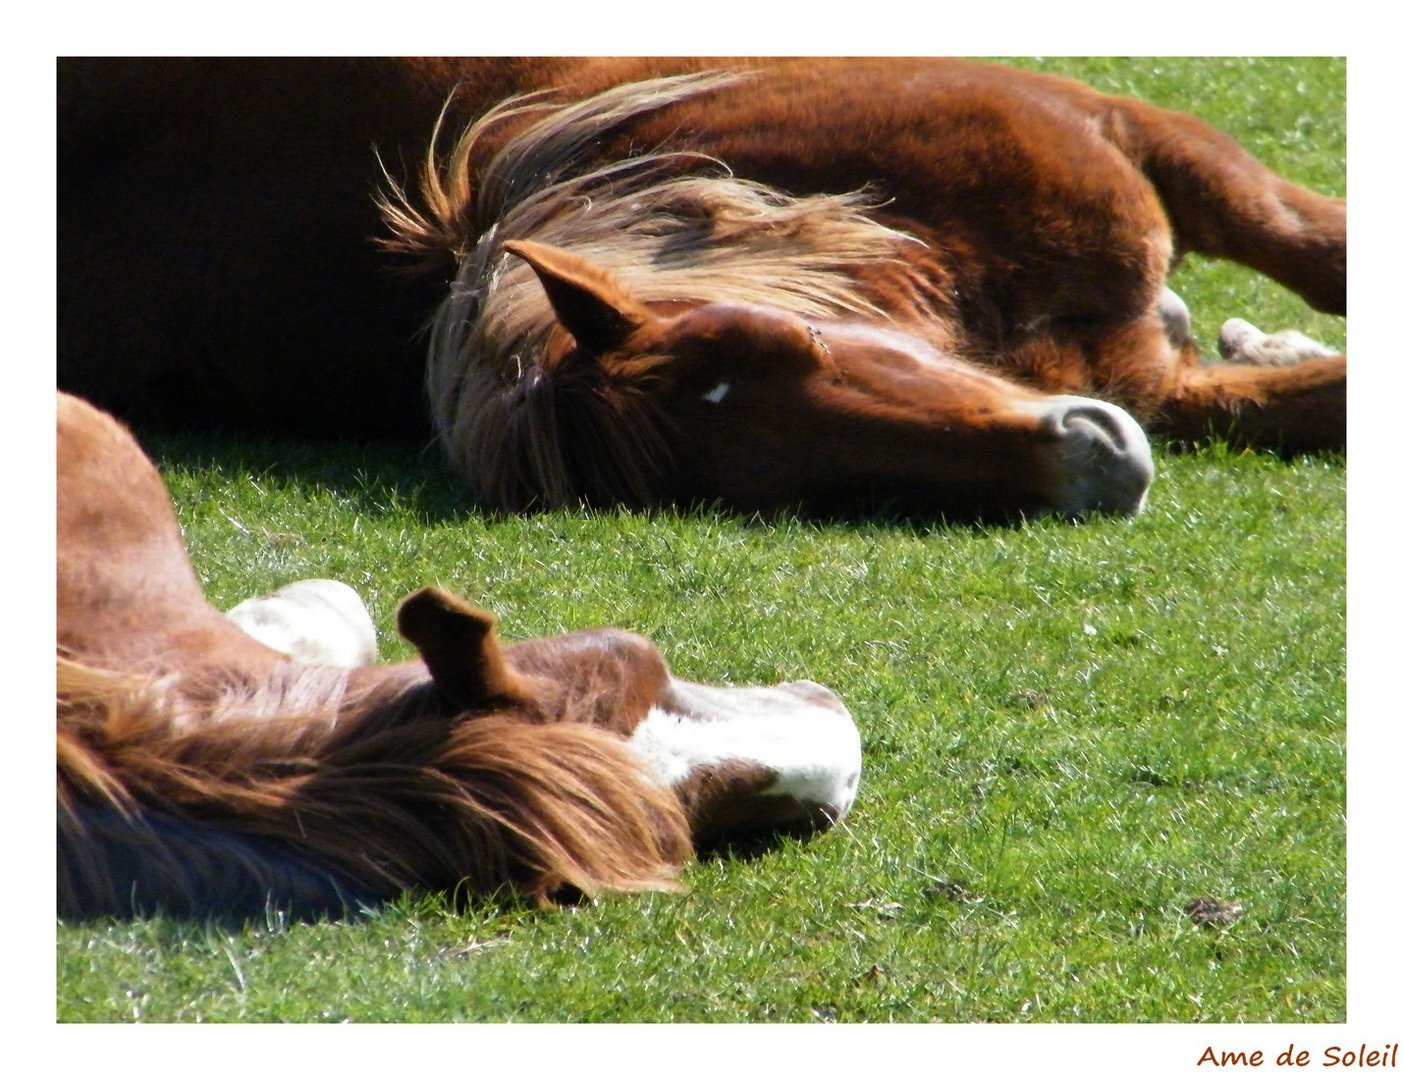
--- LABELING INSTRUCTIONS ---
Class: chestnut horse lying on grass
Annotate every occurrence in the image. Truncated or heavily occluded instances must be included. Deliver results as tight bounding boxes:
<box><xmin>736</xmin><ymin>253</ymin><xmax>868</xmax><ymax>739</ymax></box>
<box><xmin>57</xmin><ymin>58</ymin><xmax>1344</xmax><ymax>520</ymax></box>
<box><xmin>57</xmin><ymin>392</ymin><xmax>861</xmax><ymax>920</ymax></box>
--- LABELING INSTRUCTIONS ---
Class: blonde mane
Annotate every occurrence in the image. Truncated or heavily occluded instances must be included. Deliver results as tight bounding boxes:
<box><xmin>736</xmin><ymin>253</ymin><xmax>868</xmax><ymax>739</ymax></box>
<box><xmin>379</xmin><ymin>72</ymin><xmax>914</xmax><ymax>509</ymax></box>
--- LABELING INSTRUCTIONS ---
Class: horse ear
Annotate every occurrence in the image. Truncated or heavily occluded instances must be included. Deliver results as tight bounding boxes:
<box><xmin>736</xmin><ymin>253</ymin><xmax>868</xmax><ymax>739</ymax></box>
<box><xmin>396</xmin><ymin>587</ymin><xmax>534</xmax><ymax>708</ymax></box>
<box><xmin>504</xmin><ymin>239</ymin><xmax>653</xmax><ymax>357</ymax></box>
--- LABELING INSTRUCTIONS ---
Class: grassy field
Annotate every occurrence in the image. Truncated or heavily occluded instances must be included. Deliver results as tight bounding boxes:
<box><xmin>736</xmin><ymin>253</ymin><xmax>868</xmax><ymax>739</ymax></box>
<box><xmin>55</xmin><ymin>57</ymin><xmax>1345</xmax><ymax>1024</ymax></box>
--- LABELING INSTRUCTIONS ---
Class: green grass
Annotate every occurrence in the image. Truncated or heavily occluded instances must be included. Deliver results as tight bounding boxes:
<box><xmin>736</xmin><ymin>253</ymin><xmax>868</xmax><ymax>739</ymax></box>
<box><xmin>55</xmin><ymin>57</ymin><xmax>1345</xmax><ymax>1023</ymax></box>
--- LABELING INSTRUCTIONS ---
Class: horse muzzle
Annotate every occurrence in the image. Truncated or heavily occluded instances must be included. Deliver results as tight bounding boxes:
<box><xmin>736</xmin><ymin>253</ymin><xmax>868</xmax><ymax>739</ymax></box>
<box><xmin>1033</xmin><ymin>396</ymin><xmax>1155</xmax><ymax>517</ymax></box>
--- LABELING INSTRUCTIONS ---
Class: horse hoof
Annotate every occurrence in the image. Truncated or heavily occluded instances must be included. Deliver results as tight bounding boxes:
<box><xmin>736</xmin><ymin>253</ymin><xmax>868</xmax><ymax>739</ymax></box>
<box><xmin>1218</xmin><ymin>318</ymin><xmax>1340</xmax><ymax>366</ymax></box>
<box><xmin>227</xmin><ymin>578</ymin><xmax>378</xmax><ymax>667</ymax></box>
<box><xmin>1158</xmin><ymin>286</ymin><xmax>1193</xmax><ymax>348</ymax></box>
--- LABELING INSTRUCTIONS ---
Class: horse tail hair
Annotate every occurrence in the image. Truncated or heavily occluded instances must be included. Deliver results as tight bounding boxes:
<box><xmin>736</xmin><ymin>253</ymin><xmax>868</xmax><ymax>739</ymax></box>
<box><xmin>58</xmin><ymin>658</ymin><xmax>693</xmax><ymax>920</ymax></box>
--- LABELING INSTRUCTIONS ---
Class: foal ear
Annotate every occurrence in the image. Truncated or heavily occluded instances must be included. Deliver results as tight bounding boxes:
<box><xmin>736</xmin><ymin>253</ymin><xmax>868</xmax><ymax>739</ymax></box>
<box><xmin>504</xmin><ymin>239</ymin><xmax>653</xmax><ymax>357</ymax></box>
<box><xmin>396</xmin><ymin>587</ymin><xmax>533</xmax><ymax>708</ymax></box>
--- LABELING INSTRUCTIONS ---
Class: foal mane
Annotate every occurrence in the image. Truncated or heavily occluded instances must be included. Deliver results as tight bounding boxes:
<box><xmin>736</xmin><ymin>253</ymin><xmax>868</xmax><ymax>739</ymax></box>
<box><xmin>378</xmin><ymin>72</ymin><xmax>913</xmax><ymax>509</ymax></box>
<box><xmin>58</xmin><ymin>656</ymin><xmax>691</xmax><ymax>912</ymax></box>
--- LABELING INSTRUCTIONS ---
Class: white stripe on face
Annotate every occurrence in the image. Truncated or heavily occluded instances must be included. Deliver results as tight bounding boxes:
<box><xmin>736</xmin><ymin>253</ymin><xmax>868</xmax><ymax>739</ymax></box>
<box><xmin>627</xmin><ymin>677</ymin><xmax>861</xmax><ymax>822</ymax></box>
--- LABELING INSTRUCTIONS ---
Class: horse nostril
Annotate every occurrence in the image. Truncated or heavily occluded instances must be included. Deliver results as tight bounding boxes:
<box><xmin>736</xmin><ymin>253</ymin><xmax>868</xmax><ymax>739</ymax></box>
<box><xmin>1040</xmin><ymin>397</ymin><xmax>1155</xmax><ymax>516</ymax></box>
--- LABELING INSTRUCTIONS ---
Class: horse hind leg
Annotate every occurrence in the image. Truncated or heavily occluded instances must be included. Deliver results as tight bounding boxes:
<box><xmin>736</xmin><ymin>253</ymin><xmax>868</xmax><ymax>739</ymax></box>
<box><xmin>1153</xmin><ymin>352</ymin><xmax>1345</xmax><ymax>455</ymax></box>
<box><xmin>1153</xmin><ymin>289</ymin><xmax>1344</xmax><ymax>453</ymax></box>
<box><xmin>1111</xmin><ymin>98</ymin><xmax>1345</xmax><ymax>315</ymax></box>
<box><xmin>1070</xmin><ymin>290</ymin><xmax>1344</xmax><ymax>456</ymax></box>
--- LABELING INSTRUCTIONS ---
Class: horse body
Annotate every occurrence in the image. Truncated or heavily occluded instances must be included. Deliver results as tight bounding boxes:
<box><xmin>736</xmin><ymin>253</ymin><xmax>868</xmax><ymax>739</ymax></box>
<box><xmin>58</xmin><ymin>58</ymin><xmax>1344</xmax><ymax>518</ymax></box>
<box><xmin>57</xmin><ymin>392</ymin><xmax>860</xmax><ymax>919</ymax></box>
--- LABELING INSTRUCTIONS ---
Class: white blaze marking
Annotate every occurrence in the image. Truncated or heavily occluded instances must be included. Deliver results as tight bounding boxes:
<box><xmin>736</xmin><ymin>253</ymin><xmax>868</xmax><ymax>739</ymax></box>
<box><xmin>627</xmin><ymin>678</ymin><xmax>862</xmax><ymax>819</ymax></box>
<box><xmin>702</xmin><ymin>381</ymin><xmax>731</xmax><ymax>404</ymax></box>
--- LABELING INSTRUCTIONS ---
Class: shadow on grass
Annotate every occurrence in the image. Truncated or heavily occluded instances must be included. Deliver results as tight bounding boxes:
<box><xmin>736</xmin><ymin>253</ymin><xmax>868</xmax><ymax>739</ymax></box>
<box><xmin>139</xmin><ymin>427</ymin><xmax>1073</xmax><ymax>543</ymax></box>
<box><xmin>693</xmin><ymin>821</ymin><xmax>828</xmax><ymax>864</ymax></box>
<box><xmin>142</xmin><ymin>430</ymin><xmax>483</xmax><ymax>527</ymax></box>
<box><xmin>142</xmin><ymin>426</ymin><xmax>1335</xmax><ymax>542</ymax></box>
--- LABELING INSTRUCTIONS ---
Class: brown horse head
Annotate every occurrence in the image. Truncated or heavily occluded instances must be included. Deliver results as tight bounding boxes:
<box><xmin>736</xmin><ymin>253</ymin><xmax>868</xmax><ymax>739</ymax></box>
<box><xmin>497</xmin><ymin>239</ymin><xmax>1153</xmax><ymax>519</ymax></box>
<box><xmin>59</xmin><ymin>578</ymin><xmax>862</xmax><ymax>917</ymax></box>
<box><xmin>392</xmin><ymin>581</ymin><xmax>862</xmax><ymax>845</ymax></box>
<box><xmin>387</xmin><ymin>73</ymin><xmax>1157</xmax><ymax>521</ymax></box>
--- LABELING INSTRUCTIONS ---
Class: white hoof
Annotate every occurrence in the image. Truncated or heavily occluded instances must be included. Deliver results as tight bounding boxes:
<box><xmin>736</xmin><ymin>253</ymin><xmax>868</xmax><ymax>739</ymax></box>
<box><xmin>1158</xmin><ymin>287</ymin><xmax>1193</xmax><ymax>348</ymax></box>
<box><xmin>227</xmin><ymin>579</ymin><xmax>377</xmax><ymax>667</ymax></box>
<box><xmin>1219</xmin><ymin>318</ymin><xmax>1340</xmax><ymax>366</ymax></box>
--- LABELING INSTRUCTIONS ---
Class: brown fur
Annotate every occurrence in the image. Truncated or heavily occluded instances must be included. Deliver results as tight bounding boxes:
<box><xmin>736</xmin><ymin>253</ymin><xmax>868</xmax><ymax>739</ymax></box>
<box><xmin>58</xmin><ymin>655</ymin><xmax>690</xmax><ymax>906</ymax></box>
<box><xmin>58</xmin><ymin>58</ymin><xmax>1344</xmax><ymax>518</ymax></box>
